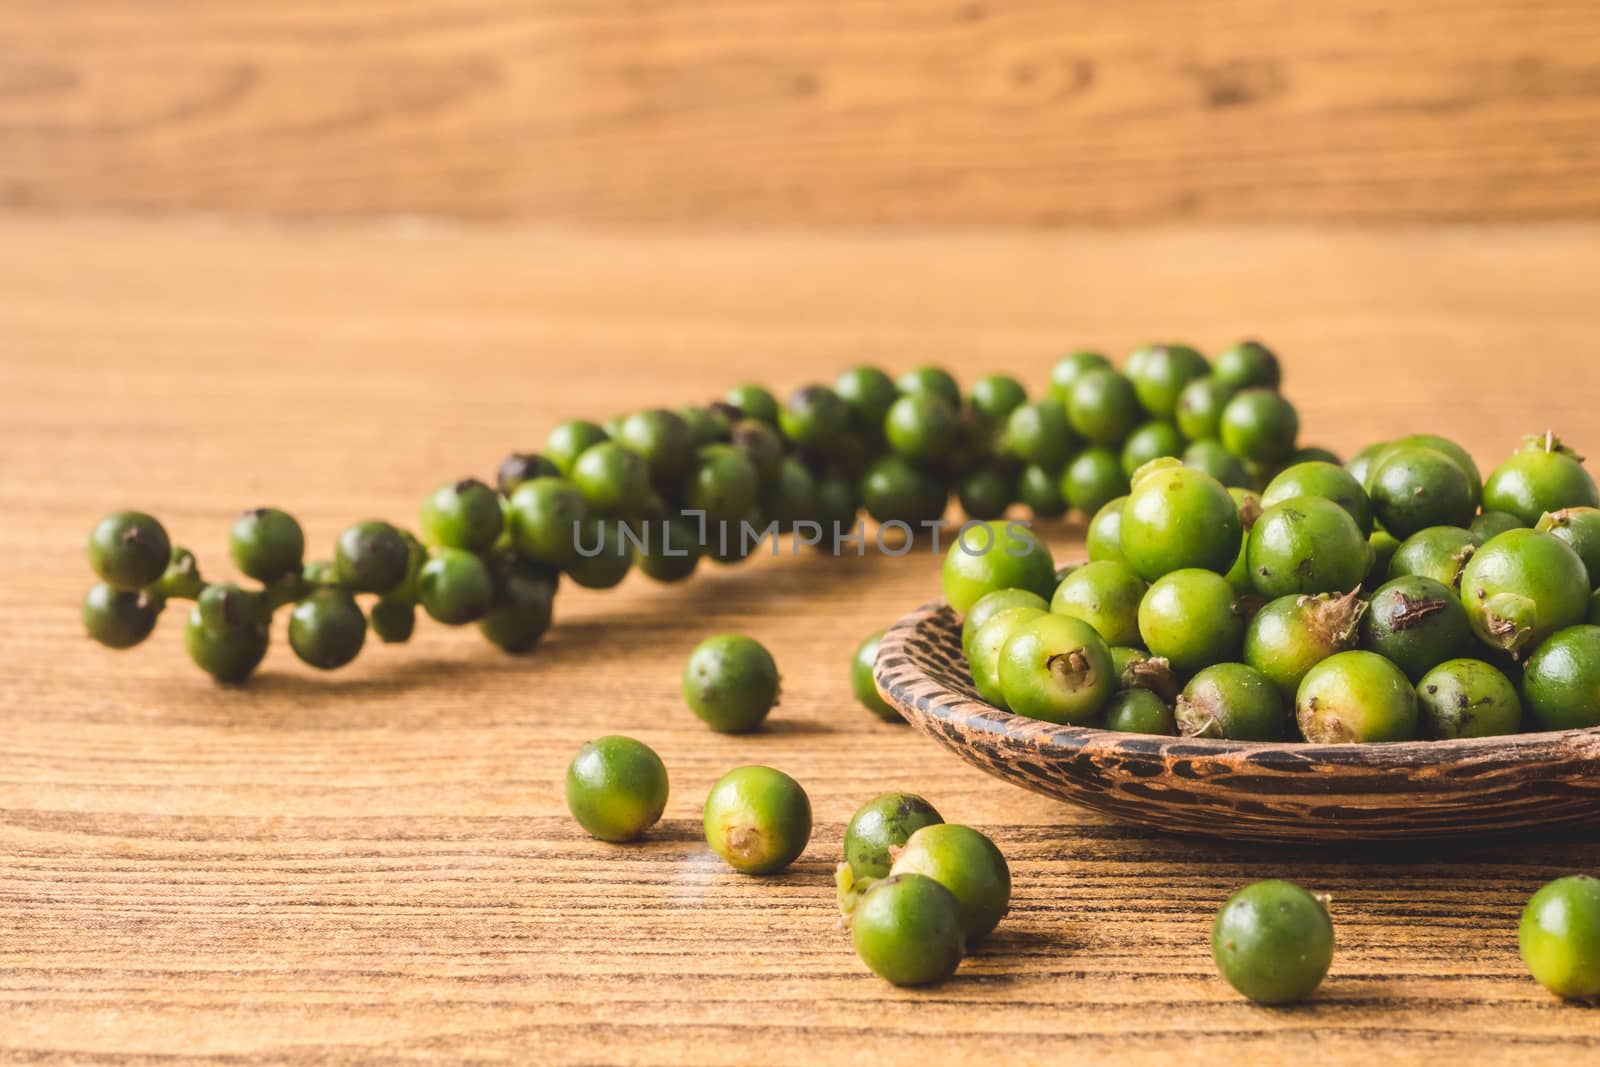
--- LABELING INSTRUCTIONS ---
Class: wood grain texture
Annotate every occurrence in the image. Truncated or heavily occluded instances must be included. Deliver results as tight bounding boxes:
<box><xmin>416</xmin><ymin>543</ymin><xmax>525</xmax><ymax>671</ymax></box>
<box><xmin>3</xmin><ymin>218</ymin><xmax>1600</xmax><ymax>1062</ymax></box>
<box><xmin>5</xmin><ymin>0</ymin><xmax>1600</xmax><ymax>224</ymax></box>
<box><xmin>877</xmin><ymin>601</ymin><xmax>1600</xmax><ymax>841</ymax></box>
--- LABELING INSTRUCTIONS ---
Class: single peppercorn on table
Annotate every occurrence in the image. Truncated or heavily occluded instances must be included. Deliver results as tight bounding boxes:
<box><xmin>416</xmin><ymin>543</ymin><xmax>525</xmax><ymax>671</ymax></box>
<box><xmin>4</xmin><ymin>218</ymin><xmax>1600</xmax><ymax>1065</ymax></box>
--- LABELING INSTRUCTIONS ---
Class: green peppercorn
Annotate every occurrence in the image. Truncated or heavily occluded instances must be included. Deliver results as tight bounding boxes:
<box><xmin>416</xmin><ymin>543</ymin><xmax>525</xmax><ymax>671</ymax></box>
<box><xmin>727</xmin><ymin>418</ymin><xmax>784</xmax><ymax>483</ymax></box>
<box><xmin>1263</xmin><ymin>462</ymin><xmax>1372</xmax><ymax>536</ymax></box>
<box><xmin>1125</xmin><ymin>344</ymin><xmax>1209</xmax><ymax>418</ymax></box>
<box><xmin>1050</xmin><ymin>560</ymin><xmax>1146</xmax><ymax>647</ymax></box>
<box><xmin>1103</xmin><ymin>688</ymin><xmax>1177</xmax><ymax>735</ymax></box>
<box><xmin>703</xmin><ymin>765</ymin><xmax>812</xmax><ymax>875</ymax></box>
<box><xmin>1296</xmin><ymin>650</ymin><xmax>1418</xmax><ymax>743</ymax></box>
<box><xmin>369</xmin><ymin>600</ymin><xmax>416</xmax><ymax>644</ymax></box>
<box><xmin>889</xmin><ymin>823</ymin><xmax>1011</xmax><ymax>943</ymax></box>
<box><xmin>1364</xmin><ymin>529</ymin><xmax>1400</xmax><ymax>593</ymax></box>
<box><xmin>1471</xmin><ymin>510</ymin><xmax>1526</xmax><ymax>542</ymax></box>
<box><xmin>496</xmin><ymin>451</ymin><xmax>559</xmax><ymax>494</ymax></box>
<box><xmin>416</xmin><ymin>548</ymin><xmax>494</xmax><ymax>625</ymax></box>
<box><xmin>565</xmin><ymin>518</ymin><xmax>635</xmax><ymax>589</ymax></box>
<box><xmin>860</xmin><ymin>455</ymin><xmax>947</xmax><ymax>527</ymax></box>
<box><xmin>956</xmin><ymin>463</ymin><xmax>1015</xmax><ymax>521</ymax></box>
<box><xmin>1048</xmin><ymin>350</ymin><xmax>1111</xmax><ymax>402</ymax></box>
<box><xmin>724</xmin><ymin>384</ymin><xmax>780</xmax><ymax>426</ymax></box>
<box><xmin>1066</xmin><ymin>368</ymin><xmax>1142</xmax><ymax>445</ymax></box>
<box><xmin>962</xmin><ymin>588</ymin><xmax>1049</xmax><ymax>659</ymax></box>
<box><xmin>635</xmin><ymin>515</ymin><xmax>702</xmax><ymax>583</ymax></box>
<box><xmin>813</xmin><ymin>470</ymin><xmax>862</xmax><ymax>535</ymax></box>
<box><xmin>1365</xmin><ymin>446</ymin><xmax>1476</xmax><ymax>539</ymax></box>
<box><xmin>1085</xmin><ymin>495</ymin><xmax>1128</xmax><ymax>563</ymax></box>
<box><xmin>1212</xmin><ymin>340</ymin><xmax>1283</xmax><ymax>391</ymax></box>
<box><xmin>997</xmin><ymin>613</ymin><xmax>1115</xmax><ymax>724</ymax></box>
<box><xmin>895</xmin><ymin>366</ymin><xmax>962</xmax><ymax>409</ymax></box>
<box><xmin>678</xmin><ymin>405</ymin><xmax>731</xmax><ymax>448</ymax></box>
<box><xmin>1120</xmin><ymin>464</ymin><xmax>1242</xmax><ymax>581</ymax></box>
<box><xmin>1219</xmin><ymin>389</ymin><xmax>1299</xmax><ymax>463</ymax></box>
<box><xmin>685</xmin><ymin>444</ymin><xmax>760</xmax><ymax>525</ymax></box>
<box><xmin>844</xmin><ymin>793</ymin><xmax>944</xmax><ymax>879</ymax></box>
<box><xmin>1176</xmin><ymin>662</ymin><xmax>1289</xmax><ymax>740</ymax></box>
<box><xmin>1416</xmin><ymin>658</ymin><xmax>1523</xmax><ymax>739</ymax></box>
<box><xmin>544</xmin><ymin>419</ymin><xmax>610</xmax><ymax>476</ymax></box>
<box><xmin>1520</xmin><ymin>875</ymin><xmax>1600</xmax><ymax>1001</ymax></box>
<box><xmin>1534</xmin><ymin>507</ymin><xmax>1600</xmax><ymax>589</ymax></box>
<box><xmin>614</xmin><ymin>408</ymin><xmax>695</xmax><ymax>479</ymax></box>
<box><xmin>227</xmin><ymin>507</ymin><xmax>306</xmax><ymax>582</ymax></box>
<box><xmin>1119</xmin><ymin>421</ymin><xmax>1185</xmax><ymax>478</ymax></box>
<box><xmin>506</xmin><ymin>477</ymin><xmax>589</xmax><ymax>567</ymax></box>
<box><xmin>968</xmin><ymin>373</ymin><xmax>1028</xmax><ymax>427</ymax></box>
<box><xmin>418</xmin><ymin>478</ymin><xmax>504</xmax><ymax>553</ymax></box>
<box><xmin>1183</xmin><ymin>439</ymin><xmax>1249</xmax><ymax>488</ymax></box>
<box><xmin>570</xmin><ymin>441</ymin><xmax>652</xmax><ymax>516</ymax></box>
<box><xmin>779</xmin><ymin>385</ymin><xmax>851</xmax><ymax>452</ymax></box>
<box><xmin>1003</xmin><ymin>400</ymin><xmax>1078</xmax><ymax>469</ymax></box>
<box><xmin>1062</xmin><ymin>447</ymin><xmax>1129</xmax><ymax>516</ymax></box>
<box><xmin>851</xmin><ymin>630</ymin><xmax>903</xmax><ymax>723</ymax></box>
<box><xmin>566</xmin><ymin>736</ymin><xmax>669</xmax><ymax>843</ymax></box>
<box><xmin>850</xmin><ymin>874</ymin><xmax>966</xmax><ymax>987</ymax></box>
<box><xmin>1388</xmin><ymin>525</ymin><xmax>1478</xmax><ymax>589</ymax></box>
<box><xmin>479</xmin><ymin>555</ymin><xmax>556</xmax><ymax>652</ymax></box>
<box><xmin>334</xmin><ymin>520</ymin><xmax>412</xmax><ymax>595</ymax></box>
<box><xmin>1460</xmin><ymin>529</ymin><xmax>1589</xmax><ymax>657</ymax></box>
<box><xmin>83</xmin><ymin>583</ymin><xmax>163</xmax><ymax>649</ymax></box>
<box><xmin>1522</xmin><ymin>624</ymin><xmax>1600</xmax><ymax>731</ymax></box>
<box><xmin>941</xmin><ymin>520</ymin><xmax>1056</xmax><ymax>614</ymax></box>
<box><xmin>682</xmin><ymin>634</ymin><xmax>781</xmax><ymax>733</ymax></box>
<box><xmin>1242</xmin><ymin>591</ymin><xmax>1366</xmax><ymax>700</ymax></box>
<box><xmin>87</xmin><ymin>511</ymin><xmax>172</xmax><ymax>591</ymax></box>
<box><xmin>1138</xmin><ymin>569</ymin><xmax>1244</xmax><ymax>673</ymax></box>
<box><xmin>196</xmin><ymin>581</ymin><xmax>271</xmax><ymax>634</ymax></box>
<box><xmin>1344</xmin><ymin>441</ymin><xmax>1388</xmax><ymax>488</ymax></box>
<box><xmin>1247</xmin><ymin>496</ymin><xmax>1373</xmax><ymax>598</ymax></box>
<box><xmin>1378</xmin><ymin>434</ymin><xmax>1481</xmax><ymax>504</ymax></box>
<box><xmin>968</xmin><ymin>605</ymin><xmax>1048</xmax><ymax>707</ymax></box>
<box><xmin>834</xmin><ymin>365</ymin><xmax>900</xmax><ymax>433</ymax></box>
<box><xmin>287</xmin><ymin>589</ymin><xmax>367</xmax><ymax>670</ymax></box>
<box><xmin>1291</xmin><ymin>445</ymin><xmax>1342</xmax><ymax>466</ymax></box>
<box><xmin>1483</xmin><ymin>434</ymin><xmax>1600</xmax><ymax>526</ymax></box>
<box><xmin>884</xmin><ymin>392</ymin><xmax>961</xmax><ymax>461</ymax></box>
<box><xmin>1212</xmin><ymin>880</ymin><xmax>1333</xmax><ymax>1004</ymax></box>
<box><xmin>702</xmin><ymin>506</ymin><xmax>769</xmax><ymax>565</ymax></box>
<box><xmin>1175</xmin><ymin>378</ymin><xmax>1237</xmax><ymax>441</ymax></box>
<box><xmin>1017</xmin><ymin>463</ymin><xmax>1068</xmax><ymax>521</ymax></box>
<box><xmin>184</xmin><ymin>590</ymin><xmax>270</xmax><ymax>685</ymax></box>
<box><xmin>1360</xmin><ymin>576</ymin><xmax>1473</xmax><ymax>682</ymax></box>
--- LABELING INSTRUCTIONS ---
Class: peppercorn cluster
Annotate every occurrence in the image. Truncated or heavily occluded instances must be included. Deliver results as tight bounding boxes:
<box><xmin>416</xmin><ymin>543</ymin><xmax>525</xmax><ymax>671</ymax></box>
<box><xmin>950</xmin><ymin>431</ymin><xmax>1600</xmax><ymax>741</ymax></box>
<box><xmin>82</xmin><ymin>341</ymin><xmax>1312</xmax><ymax>684</ymax></box>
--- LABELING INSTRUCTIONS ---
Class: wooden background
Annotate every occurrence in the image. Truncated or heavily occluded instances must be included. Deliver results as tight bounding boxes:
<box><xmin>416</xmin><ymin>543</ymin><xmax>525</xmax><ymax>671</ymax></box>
<box><xmin>2</xmin><ymin>0</ymin><xmax>1600</xmax><ymax>224</ymax></box>
<box><xmin>5</xmin><ymin>0</ymin><xmax>1600</xmax><ymax>1063</ymax></box>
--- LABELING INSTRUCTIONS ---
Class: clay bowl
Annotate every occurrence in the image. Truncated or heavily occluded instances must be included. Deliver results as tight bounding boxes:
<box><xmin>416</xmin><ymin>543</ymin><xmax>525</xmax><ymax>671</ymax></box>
<box><xmin>875</xmin><ymin>600</ymin><xmax>1600</xmax><ymax>842</ymax></box>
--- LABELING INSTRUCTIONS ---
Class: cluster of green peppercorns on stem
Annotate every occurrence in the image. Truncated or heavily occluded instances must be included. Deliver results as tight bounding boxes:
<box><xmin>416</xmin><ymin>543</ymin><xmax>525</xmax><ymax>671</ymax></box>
<box><xmin>82</xmin><ymin>341</ymin><xmax>1319</xmax><ymax>684</ymax></box>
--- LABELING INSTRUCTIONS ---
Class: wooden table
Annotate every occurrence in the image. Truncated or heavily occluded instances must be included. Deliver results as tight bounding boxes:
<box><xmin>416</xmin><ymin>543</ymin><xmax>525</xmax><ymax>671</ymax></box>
<box><xmin>3</xmin><ymin>218</ymin><xmax>1599</xmax><ymax>1064</ymax></box>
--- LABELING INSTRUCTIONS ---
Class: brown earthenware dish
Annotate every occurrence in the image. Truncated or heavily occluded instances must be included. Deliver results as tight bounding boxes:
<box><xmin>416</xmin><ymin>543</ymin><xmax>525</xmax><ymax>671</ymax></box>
<box><xmin>875</xmin><ymin>600</ymin><xmax>1600</xmax><ymax>842</ymax></box>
